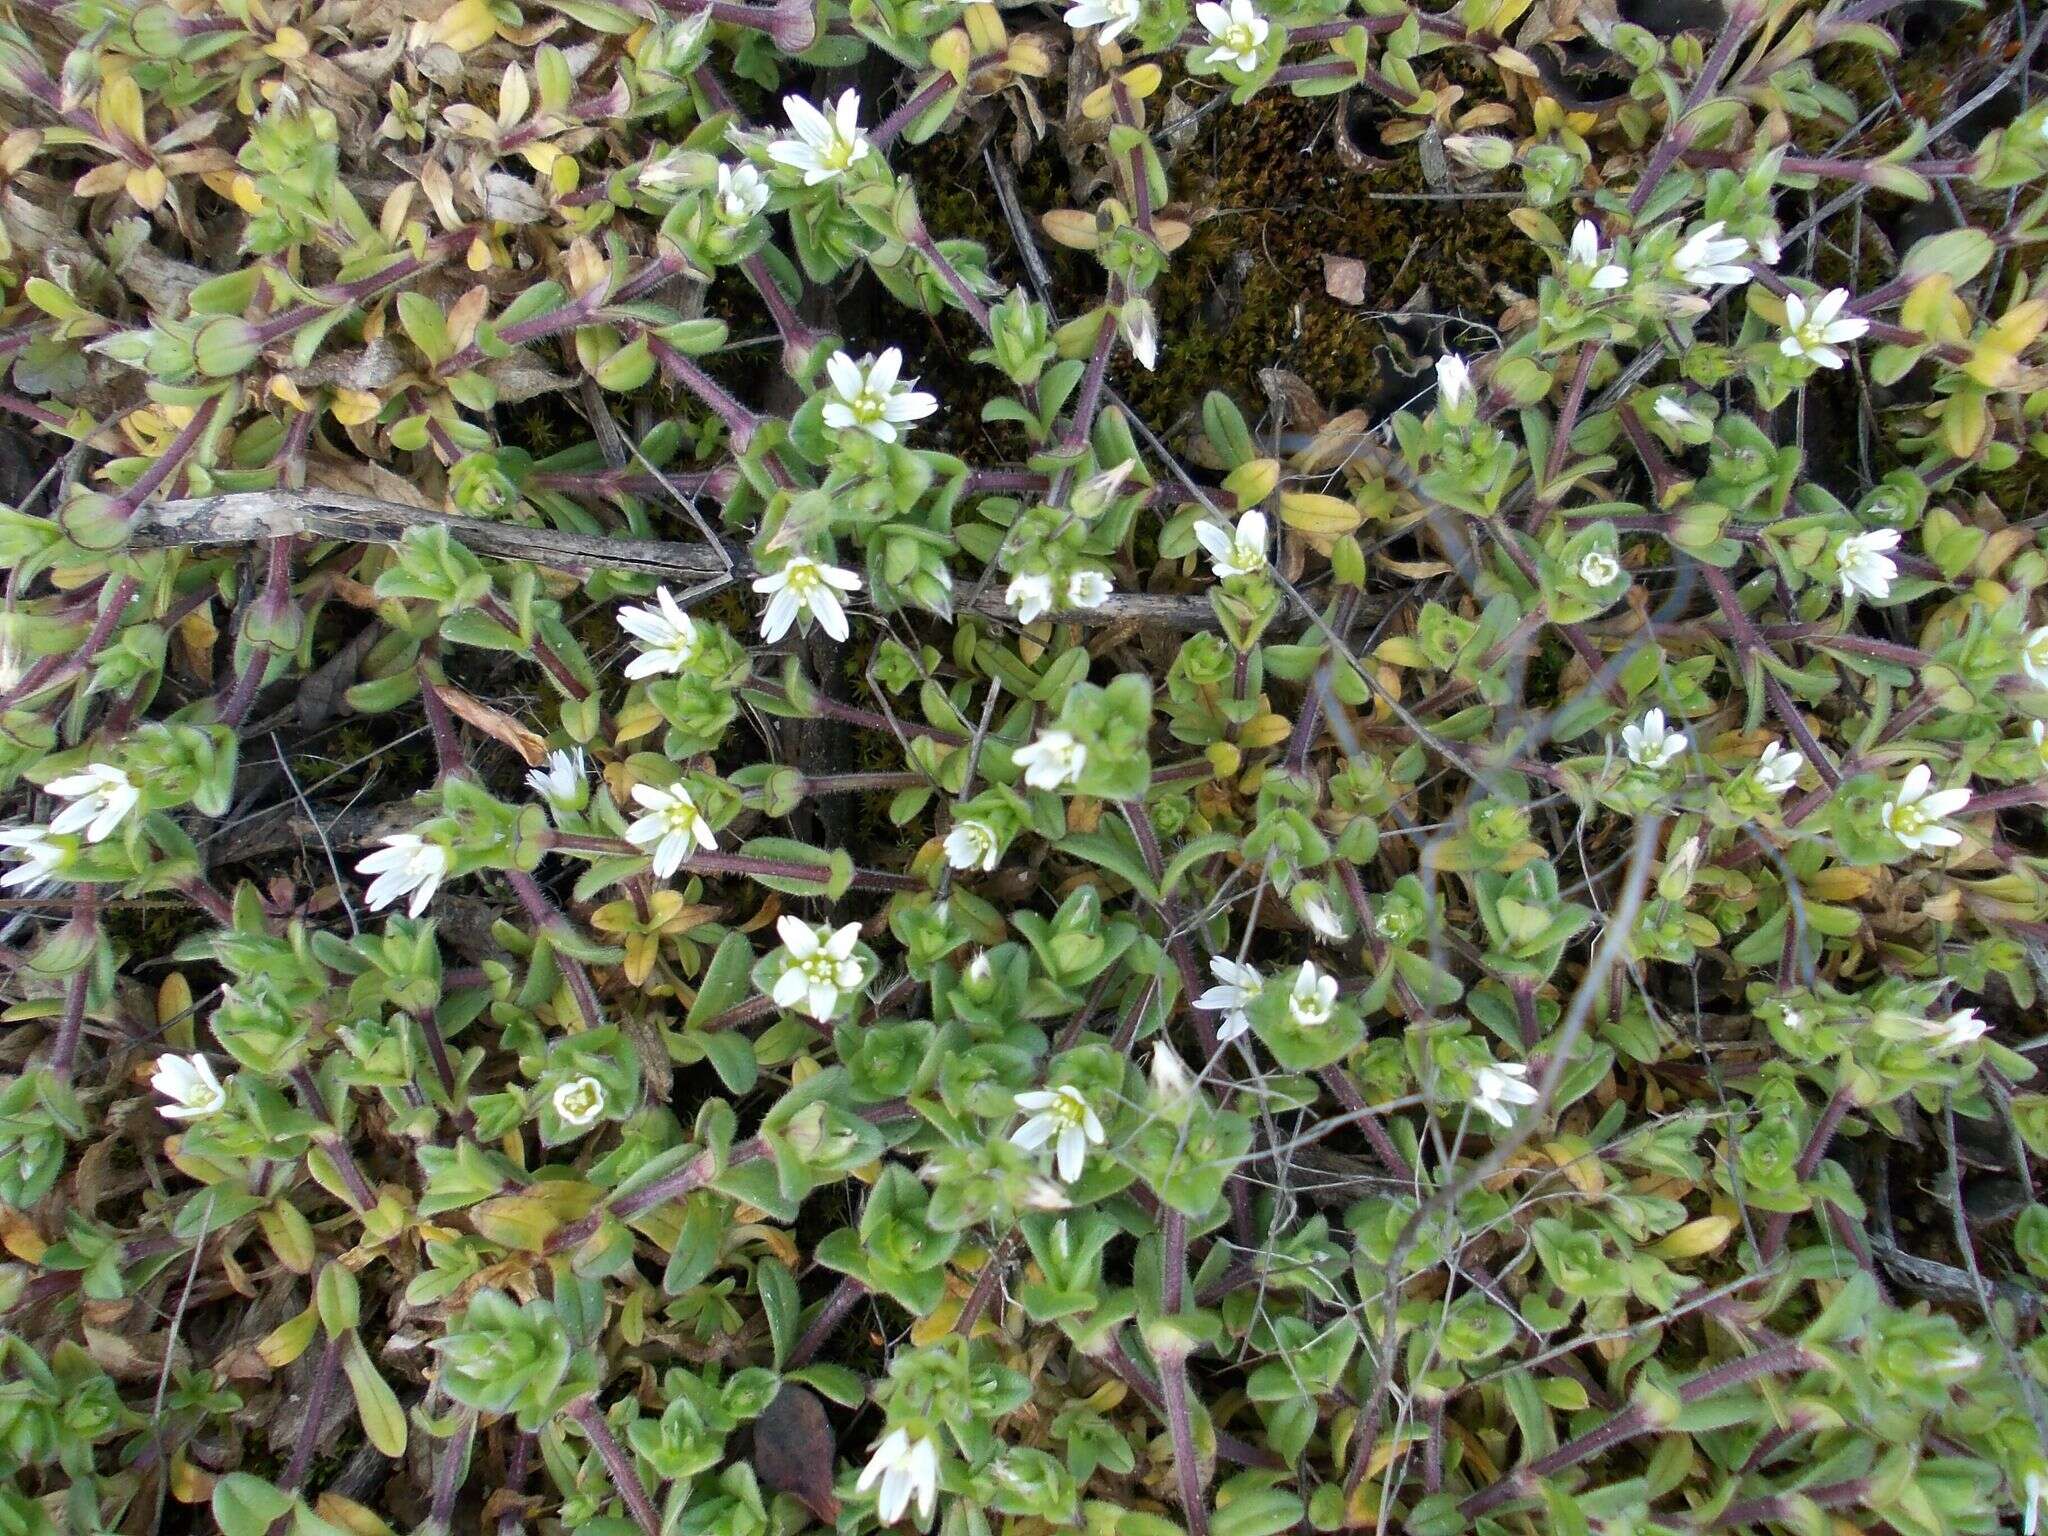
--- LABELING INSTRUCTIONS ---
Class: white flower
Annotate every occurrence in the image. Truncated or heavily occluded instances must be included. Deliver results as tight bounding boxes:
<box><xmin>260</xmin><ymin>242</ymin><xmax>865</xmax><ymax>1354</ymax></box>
<box><xmin>525</xmin><ymin>748</ymin><xmax>587</xmax><ymax>811</ymax></box>
<box><xmin>1881</xmin><ymin>763</ymin><xmax>1971</xmax><ymax>853</ymax></box>
<box><xmin>626</xmin><ymin>782</ymin><xmax>718</xmax><ymax>877</ymax></box>
<box><xmin>2022</xmin><ymin>1470</ymin><xmax>2046</xmax><ymax>1536</ymax></box>
<box><xmin>714</xmin><ymin>161</ymin><xmax>770</xmax><ymax>223</ymax></box>
<box><xmin>1577</xmin><ymin>549</ymin><xmax>1621</xmax><ymax>588</ymax></box>
<box><xmin>1065</xmin><ymin>569</ymin><xmax>1113</xmax><ymax>610</ymax></box>
<box><xmin>1473</xmin><ymin>1061</ymin><xmax>1539</xmax><ymax>1127</ymax></box>
<box><xmin>752</xmin><ymin>555</ymin><xmax>862</xmax><ymax>644</ymax></box>
<box><xmin>151</xmin><ymin>1053</ymin><xmax>227</xmax><ymax>1120</ymax></box>
<box><xmin>1930</xmin><ymin>1343</ymin><xmax>1982</xmax><ymax>1375</ymax></box>
<box><xmin>858</xmin><ymin>1429</ymin><xmax>939</xmax><ymax>1526</ymax></box>
<box><xmin>1669</xmin><ymin>220</ymin><xmax>1752</xmax><ymax>286</ymax></box>
<box><xmin>1063</xmin><ymin>0</ymin><xmax>1141</xmax><ymax>44</ymax></box>
<box><xmin>1194</xmin><ymin>510</ymin><xmax>1268</xmax><ymax>580</ymax></box>
<box><xmin>553</xmin><ymin>1075</ymin><xmax>607</xmax><ymax>1129</ymax></box>
<box><xmin>2031</xmin><ymin>720</ymin><xmax>2048</xmax><ymax>769</ymax></box>
<box><xmin>1011</xmin><ymin>1084</ymin><xmax>1105</xmax><ymax>1183</ymax></box>
<box><xmin>1835</xmin><ymin>528</ymin><xmax>1901</xmax><ymax>602</ymax></box>
<box><xmin>1435</xmin><ymin>352</ymin><xmax>1472</xmax><ymax>410</ymax></box>
<box><xmin>766</xmin><ymin>90</ymin><xmax>870</xmax><ymax>185</ymax></box>
<box><xmin>771</xmin><ymin>916</ymin><xmax>865</xmax><ymax>1021</ymax></box>
<box><xmin>2023</xmin><ymin>624</ymin><xmax>2048</xmax><ymax>686</ymax></box>
<box><xmin>822</xmin><ymin>348</ymin><xmax>939</xmax><ymax>443</ymax></box>
<box><xmin>618</xmin><ymin>585</ymin><xmax>702</xmax><ymax>679</ymax></box>
<box><xmin>1778</xmin><ymin>288</ymin><xmax>1868</xmax><ymax>370</ymax></box>
<box><xmin>1006</xmin><ymin>572</ymin><xmax>1055</xmax><ymax>625</ymax></box>
<box><xmin>358</xmin><ymin>833</ymin><xmax>448</xmax><ymax>917</ymax></box>
<box><xmin>1568</xmin><ymin>219</ymin><xmax>1629</xmax><ymax>290</ymax></box>
<box><xmin>1119</xmin><ymin>298</ymin><xmax>1158</xmax><ymax>369</ymax></box>
<box><xmin>1653</xmin><ymin>393</ymin><xmax>1703</xmax><ymax>430</ymax></box>
<box><xmin>1778</xmin><ymin>1005</ymin><xmax>1806</xmax><ymax>1032</ymax></box>
<box><xmin>637</xmin><ymin>147</ymin><xmax>693</xmax><ymax>192</ymax></box>
<box><xmin>943</xmin><ymin>818</ymin><xmax>1000</xmax><ymax>872</ymax></box>
<box><xmin>1621</xmin><ymin>708</ymin><xmax>1686</xmax><ymax>770</ymax></box>
<box><xmin>1922</xmin><ymin>1007</ymin><xmax>1988</xmax><ymax>1053</ymax></box>
<box><xmin>1302</xmin><ymin>890</ymin><xmax>1348</xmax><ymax>943</ymax></box>
<box><xmin>1196</xmin><ymin>956</ymin><xmax>1263</xmax><ymax>1044</ymax></box>
<box><xmin>1286</xmin><ymin>962</ymin><xmax>1338</xmax><ymax>1028</ymax></box>
<box><xmin>1196</xmin><ymin>0</ymin><xmax>1268</xmax><ymax>69</ymax></box>
<box><xmin>1754</xmin><ymin>740</ymin><xmax>1803</xmax><ymax>797</ymax></box>
<box><xmin>0</xmin><ymin>826</ymin><xmax>69</xmax><ymax>891</ymax></box>
<box><xmin>46</xmin><ymin>763</ymin><xmax>140</xmax><ymax>843</ymax></box>
<box><xmin>1013</xmin><ymin>729</ymin><xmax>1087</xmax><ymax>790</ymax></box>
<box><xmin>1151</xmin><ymin>1041</ymin><xmax>1194</xmax><ymax>1100</ymax></box>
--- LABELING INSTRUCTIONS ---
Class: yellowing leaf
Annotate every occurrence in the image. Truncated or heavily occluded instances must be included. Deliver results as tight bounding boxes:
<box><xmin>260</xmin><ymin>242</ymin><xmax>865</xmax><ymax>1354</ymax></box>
<box><xmin>1649</xmin><ymin>1215</ymin><xmax>1734</xmax><ymax>1260</ymax></box>
<box><xmin>429</xmin><ymin>0</ymin><xmax>500</xmax><ymax>51</ymax></box>
<box><xmin>258</xmin><ymin>1305</ymin><xmax>320</xmax><ymax>1370</ymax></box>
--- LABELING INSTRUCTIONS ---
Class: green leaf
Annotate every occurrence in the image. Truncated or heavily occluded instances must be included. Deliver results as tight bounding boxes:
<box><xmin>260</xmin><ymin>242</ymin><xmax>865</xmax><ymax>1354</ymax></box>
<box><xmin>342</xmin><ymin>1333</ymin><xmax>409</xmax><ymax>1457</ymax></box>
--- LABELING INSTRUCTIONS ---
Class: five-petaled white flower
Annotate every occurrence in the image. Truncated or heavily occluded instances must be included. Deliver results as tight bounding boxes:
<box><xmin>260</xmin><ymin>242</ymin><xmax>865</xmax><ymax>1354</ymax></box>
<box><xmin>1436</xmin><ymin>352</ymin><xmax>1473</xmax><ymax>410</ymax></box>
<box><xmin>1569</xmin><ymin>219</ymin><xmax>1629</xmax><ymax>290</ymax></box>
<box><xmin>1669</xmin><ymin>220</ymin><xmax>1752</xmax><ymax>287</ymax></box>
<box><xmin>1882</xmin><ymin>763</ymin><xmax>1971</xmax><ymax>853</ymax></box>
<box><xmin>1755</xmin><ymin>741</ymin><xmax>1803</xmax><ymax>798</ymax></box>
<box><xmin>1473</xmin><ymin>1061</ymin><xmax>1539</xmax><ymax>1127</ymax></box>
<box><xmin>1622</xmin><ymin>708</ymin><xmax>1686</xmax><ymax>771</ymax></box>
<box><xmin>772</xmin><ymin>916</ymin><xmax>866</xmax><ymax>1021</ymax></box>
<box><xmin>1196</xmin><ymin>955</ymin><xmax>1264</xmax><ymax>1043</ymax></box>
<box><xmin>618</xmin><ymin>585</ymin><xmax>702</xmax><ymax>679</ymax></box>
<box><xmin>626</xmin><ymin>782</ymin><xmax>717</xmax><ymax>877</ymax></box>
<box><xmin>943</xmin><ymin>818</ymin><xmax>1000</xmax><ymax>872</ymax></box>
<box><xmin>2023</xmin><ymin>624</ymin><xmax>2048</xmax><ymax>686</ymax></box>
<box><xmin>0</xmin><ymin>826</ymin><xmax>69</xmax><ymax>891</ymax></box>
<box><xmin>1578</xmin><ymin>549</ymin><xmax>1621</xmax><ymax>588</ymax></box>
<box><xmin>526</xmin><ymin>747</ymin><xmax>587</xmax><ymax>812</ymax></box>
<box><xmin>858</xmin><ymin>1428</ymin><xmax>940</xmax><ymax>1526</ymax></box>
<box><xmin>1194</xmin><ymin>510</ymin><xmax>1269</xmax><ymax>580</ymax></box>
<box><xmin>1011</xmin><ymin>1084</ymin><xmax>1105</xmax><ymax>1183</ymax></box>
<box><xmin>753</xmin><ymin>555</ymin><xmax>862</xmax><ymax>644</ymax></box>
<box><xmin>714</xmin><ymin>161</ymin><xmax>770</xmax><ymax>223</ymax></box>
<box><xmin>823</xmin><ymin>348</ymin><xmax>939</xmax><ymax>443</ymax></box>
<box><xmin>151</xmin><ymin>1053</ymin><xmax>227</xmax><ymax>1120</ymax></box>
<box><xmin>47</xmin><ymin>763</ymin><xmax>140</xmax><ymax>843</ymax></box>
<box><xmin>1287</xmin><ymin>962</ymin><xmax>1338</xmax><ymax>1028</ymax></box>
<box><xmin>1063</xmin><ymin>0</ymin><xmax>1141</xmax><ymax>44</ymax></box>
<box><xmin>1197</xmin><ymin>0</ymin><xmax>1268</xmax><ymax>69</ymax></box>
<box><xmin>358</xmin><ymin>834</ymin><xmax>448</xmax><ymax>917</ymax></box>
<box><xmin>1835</xmin><ymin>528</ymin><xmax>1901</xmax><ymax>602</ymax></box>
<box><xmin>553</xmin><ymin>1075</ymin><xmax>607</xmax><ymax>1129</ymax></box>
<box><xmin>1653</xmin><ymin>393</ymin><xmax>1703</xmax><ymax>430</ymax></box>
<box><xmin>1006</xmin><ymin>572</ymin><xmax>1055</xmax><ymax>626</ymax></box>
<box><xmin>766</xmin><ymin>90</ymin><xmax>871</xmax><ymax>185</ymax></box>
<box><xmin>1778</xmin><ymin>288</ymin><xmax>1868</xmax><ymax>370</ymax></box>
<box><xmin>1065</xmin><ymin>569</ymin><xmax>1113</xmax><ymax>610</ymax></box>
<box><xmin>1922</xmin><ymin>1007</ymin><xmax>1988</xmax><ymax>1053</ymax></box>
<box><xmin>1014</xmin><ymin>729</ymin><xmax>1087</xmax><ymax>790</ymax></box>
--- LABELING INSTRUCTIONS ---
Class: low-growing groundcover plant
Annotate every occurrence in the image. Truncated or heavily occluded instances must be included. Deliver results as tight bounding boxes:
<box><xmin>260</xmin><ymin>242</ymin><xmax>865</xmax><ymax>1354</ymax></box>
<box><xmin>3</xmin><ymin>0</ymin><xmax>2048</xmax><ymax>1528</ymax></box>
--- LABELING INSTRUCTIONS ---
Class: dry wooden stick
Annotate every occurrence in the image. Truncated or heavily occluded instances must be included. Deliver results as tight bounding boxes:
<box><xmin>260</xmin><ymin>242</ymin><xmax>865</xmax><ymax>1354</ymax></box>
<box><xmin>128</xmin><ymin>488</ymin><xmax>1241</xmax><ymax>630</ymax></box>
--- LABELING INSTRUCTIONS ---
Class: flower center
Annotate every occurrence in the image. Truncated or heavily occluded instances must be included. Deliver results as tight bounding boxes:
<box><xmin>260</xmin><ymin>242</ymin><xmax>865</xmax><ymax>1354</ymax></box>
<box><xmin>799</xmin><ymin>952</ymin><xmax>839</xmax><ymax>986</ymax></box>
<box><xmin>1046</xmin><ymin>1092</ymin><xmax>1086</xmax><ymax>1128</ymax></box>
<box><xmin>1224</xmin><ymin>21</ymin><xmax>1255</xmax><ymax>50</ymax></box>
<box><xmin>787</xmin><ymin>562</ymin><xmax>822</xmax><ymax>595</ymax></box>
